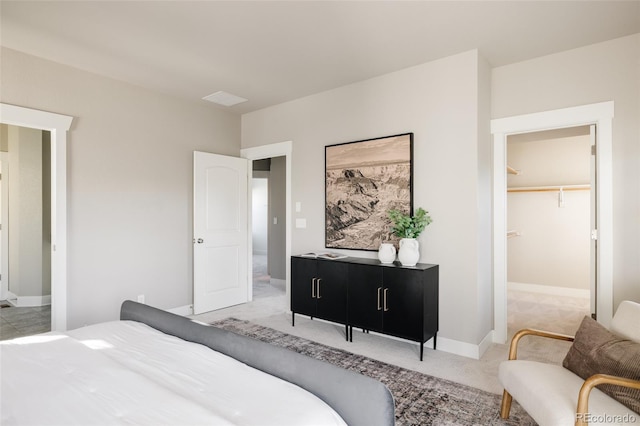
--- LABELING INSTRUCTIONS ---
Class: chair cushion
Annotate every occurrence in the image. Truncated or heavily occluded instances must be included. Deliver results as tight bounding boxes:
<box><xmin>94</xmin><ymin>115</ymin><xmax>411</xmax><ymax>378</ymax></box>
<box><xmin>610</xmin><ymin>301</ymin><xmax>640</xmax><ymax>342</ymax></box>
<box><xmin>563</xmin><ymin>316</ymin><xmax>640</xmax><ymax>414</ymax></box>
<box><xmin>499</xmin><ymin>360</ymin><xmax>636</xmax><ymax>426</ymax></box>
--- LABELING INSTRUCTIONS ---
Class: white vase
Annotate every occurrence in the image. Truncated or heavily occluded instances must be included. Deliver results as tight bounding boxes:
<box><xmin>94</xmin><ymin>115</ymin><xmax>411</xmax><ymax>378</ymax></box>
<box><xmin>398</xmin><ymin>238</ymin><xmax>420</xmax><ymax>266</ymax></box>
<box><xmin>377</xmin><ymin>243</ymin><xmax>396</xmax><ymax>264</ymax></box>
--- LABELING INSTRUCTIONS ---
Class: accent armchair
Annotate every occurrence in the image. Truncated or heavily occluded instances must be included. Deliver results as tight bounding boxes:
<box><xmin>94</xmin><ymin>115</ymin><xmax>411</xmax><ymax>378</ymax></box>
<box><xmin>499</xmin><ymin>300</ymin><xmax>640</xmax><ymax>426</ymax></box>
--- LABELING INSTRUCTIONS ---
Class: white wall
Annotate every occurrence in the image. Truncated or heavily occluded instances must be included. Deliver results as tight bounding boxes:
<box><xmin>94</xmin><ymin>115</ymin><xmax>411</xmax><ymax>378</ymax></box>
<box><xmin>508</xmin><ymin>191</ymin><xmax>590</xmax><ymax>290</ymax></box>
<box><xmin>252</xmin><ymin>177</ymin><xmax>268</xmax><ymax>255</ymax></box>
<box><xmin>0</xmin><ymin>47</ymin><xmax>241</xmax><ymax>328</ymax></box>
<box><xmin>268</xmin><ymin>156</ymin><xmax>286</xmax><ymax>281</ymax></box>
<box><xmin>475</xmin><ymin>51</ymin><xmax>493</xmax><ymax>345</ymax></box>
<box><xmin>242</xmin><ymin>50</ymin><xmax>493</xmax><ymax>349</ymax></box>
<box><xmin>493</xmin><ymin>34</ymin><xmax>640</xmax><ymax>307</ymax></box>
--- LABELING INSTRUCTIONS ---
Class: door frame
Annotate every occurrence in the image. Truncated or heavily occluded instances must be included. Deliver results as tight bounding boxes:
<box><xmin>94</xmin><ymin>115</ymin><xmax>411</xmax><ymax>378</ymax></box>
<box><xmin>491</xmin><ymin>101</ymin><xmax>614</xmax><ymax>344</ymax></box>
<box><xmin>0</xmin><ymin>103</ymin><xmax>73</xmax><ymax>331</ymax></box>
<box><xmin>1</xmin><ymin>152</ymin><xmax>8</xmax><ymax>302</ymax></box>
<box><xmin>240</xmin><ymin>141</ymin><xmax>292</xmax><ymax>307</ymax></box>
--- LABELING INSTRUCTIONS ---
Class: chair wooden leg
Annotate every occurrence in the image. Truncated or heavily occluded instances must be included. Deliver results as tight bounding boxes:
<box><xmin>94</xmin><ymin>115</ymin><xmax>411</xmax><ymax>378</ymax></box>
<box><xmin>500</xmin><ymin>390</ymin><xmax>513</xmax><ymax>419</ymax></box>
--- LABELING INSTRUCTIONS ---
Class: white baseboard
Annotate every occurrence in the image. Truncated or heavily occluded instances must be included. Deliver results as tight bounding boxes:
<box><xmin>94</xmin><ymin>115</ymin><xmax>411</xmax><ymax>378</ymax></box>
<box><xmin>301</xmin><ymin>315</ymin><xmax>491</xmax><ymax>360</ymax></box>
<box><xmin>166</xmin><ymin>304</ymin><xmax>193</xmax><ymax>316</ymax></box>
<box><xmin>437</xmin><ymin>329</ymin><xmax>494</xmax><ymax>360</ymax></box>
<box><xmin>5</xmin><ymin>290</ymin><xmax>17</xmax><ymax>304</ymax></box>
<box><xmin>7</xmin><ymin>294</ymin><xmax>51</xmax><ymax>307</ymax></box>
<box><xmin>366</xmin><ymin>328</ymin><xmax>494</xmax><ymax>360</ymax></box>
<box><xmin>477</xmin><ymin>330</ymin><xmax>494</xmax><ymax>358</ymax></box>
<box><xmin>508</xmin><ymin>281</ymin><xmax>590</xmax><ymax>298</ymax></box>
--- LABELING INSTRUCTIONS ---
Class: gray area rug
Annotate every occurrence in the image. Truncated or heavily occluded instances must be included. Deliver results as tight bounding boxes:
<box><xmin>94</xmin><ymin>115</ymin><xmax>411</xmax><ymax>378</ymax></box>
<box><xmin>210</xmin><ymin>318</ymin><xmax>537</xmax><ymax>426</ymax></box>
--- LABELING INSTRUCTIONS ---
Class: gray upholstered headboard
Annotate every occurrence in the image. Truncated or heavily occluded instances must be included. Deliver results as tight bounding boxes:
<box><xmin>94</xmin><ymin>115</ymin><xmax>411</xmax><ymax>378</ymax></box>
<box><xmin>120</xmin><ymin>300</ymin><xmax>395</xmax><ymax>426</ymax></box>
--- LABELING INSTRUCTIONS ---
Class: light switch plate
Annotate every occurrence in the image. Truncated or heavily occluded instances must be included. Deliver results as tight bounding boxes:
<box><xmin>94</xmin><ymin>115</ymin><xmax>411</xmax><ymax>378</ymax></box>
<box><xmin>295</xmin><ymin>218</ymin><xmax>307</xmax><ymax>228</ymax></box>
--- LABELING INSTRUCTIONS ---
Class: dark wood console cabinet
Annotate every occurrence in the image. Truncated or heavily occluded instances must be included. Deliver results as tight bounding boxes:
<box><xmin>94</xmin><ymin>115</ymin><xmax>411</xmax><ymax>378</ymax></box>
<box><xmin>291</xmin><ymin>256</ymin><xmax>439</xmax><ymax>360</ymax></box>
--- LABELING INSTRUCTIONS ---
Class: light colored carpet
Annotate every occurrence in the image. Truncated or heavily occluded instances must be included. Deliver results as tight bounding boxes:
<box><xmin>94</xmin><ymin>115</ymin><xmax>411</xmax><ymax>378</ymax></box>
<box><xmin>506</xmin><ymin>288</ymin><xmax>590</xmax><ymax>366</ymax></box>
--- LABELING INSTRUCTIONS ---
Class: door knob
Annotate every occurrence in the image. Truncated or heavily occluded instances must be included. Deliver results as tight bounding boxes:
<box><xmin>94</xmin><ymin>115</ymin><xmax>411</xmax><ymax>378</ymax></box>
<box><xmin>196</xmin><ymin>238</ymin><xmax>204</xmax><ymax>244</ymax></box>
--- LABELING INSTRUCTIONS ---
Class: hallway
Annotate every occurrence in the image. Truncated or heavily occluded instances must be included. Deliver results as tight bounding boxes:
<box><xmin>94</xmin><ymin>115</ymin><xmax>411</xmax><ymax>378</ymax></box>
<box><xmin>253</xmin><ymin>254</ymin><xmax>285</xmax><ymax>299</ymax></box>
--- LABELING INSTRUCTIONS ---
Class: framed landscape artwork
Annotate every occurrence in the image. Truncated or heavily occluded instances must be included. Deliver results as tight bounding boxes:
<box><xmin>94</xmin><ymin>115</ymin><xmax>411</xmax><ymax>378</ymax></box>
<box><xmin>325</xmin><ymin>133</ymin><xmax>413</xmax><ymax>251</ymax></box>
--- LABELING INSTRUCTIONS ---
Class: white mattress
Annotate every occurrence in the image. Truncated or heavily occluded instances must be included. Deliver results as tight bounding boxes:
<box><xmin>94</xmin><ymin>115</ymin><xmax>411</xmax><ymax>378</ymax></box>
<box><xmin>1</xmin><ymin>320</ymin><xmax>347</xmax><ymax>426</ymax></box>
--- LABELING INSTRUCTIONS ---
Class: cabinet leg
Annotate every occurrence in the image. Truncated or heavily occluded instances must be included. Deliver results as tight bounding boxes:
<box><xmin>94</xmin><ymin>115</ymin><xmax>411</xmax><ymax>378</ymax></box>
<box><xmin>420</xmin><ymin>342</ymin><xmax>424</xmax><ymax>361</ymax></box>
<box><xmin>292</xmin><ymin>313</ymin><xmax>295</xmax><ymax>327</ymax></box>
<box><xmin>349</xmin><ymin>326</ymin><xmax>353</xmax><ymax>342</ymax></box>
<box><xmin>344</xmin><ymin>324</ymin><xmax>348</xmax><ymax>341</ymax></box>
<box><xmin>434</xmin><ymin>333</ymin><xmax>437</xmax><ymax>350</ymax></box>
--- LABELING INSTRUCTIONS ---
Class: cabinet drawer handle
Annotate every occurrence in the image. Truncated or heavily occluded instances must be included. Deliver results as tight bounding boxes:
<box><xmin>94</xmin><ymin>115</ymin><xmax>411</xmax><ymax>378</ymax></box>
<box><xmin>311</xmin><ymin>278</ymin><xmax>316</xmax><ymax>298</ymax></box>
<box><xmin>384</xmin><ymin>288</ymin><xmax>389</xmax><ymax>312</ymax></box>
<box><xmin>317</xmin><ymin>279</ymin><xmax>322</xmax><ymax>299</ymax></box>
<box><xmin>377</xmin><ymin>287</ymin><xmax>382</xmax><ymax>311</ymax></box>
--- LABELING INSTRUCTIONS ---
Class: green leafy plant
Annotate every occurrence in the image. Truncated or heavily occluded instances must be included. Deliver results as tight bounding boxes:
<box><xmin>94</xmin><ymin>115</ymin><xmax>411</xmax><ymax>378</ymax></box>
<box><xmin>388</xmin><ymin>207</ymin><xmax>432</xmax><ymax>239</ymax></box>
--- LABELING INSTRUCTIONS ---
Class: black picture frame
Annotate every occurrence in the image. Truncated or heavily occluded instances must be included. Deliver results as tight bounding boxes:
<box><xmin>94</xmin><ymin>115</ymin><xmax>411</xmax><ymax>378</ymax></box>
<box><xmin>325</xmin><ymin>133</ymin><xmax>413</xmax><ymax>251</ymax></box>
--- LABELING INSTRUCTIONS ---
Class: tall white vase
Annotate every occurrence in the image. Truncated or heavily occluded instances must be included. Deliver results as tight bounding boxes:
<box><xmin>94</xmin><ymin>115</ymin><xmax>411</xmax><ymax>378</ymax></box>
<box><xmin>398</xmin><ymin>238</ymin><xmax>419</xmax><ymax>266</ymax></box>
<box><xmin>377</xmin><ymin>243</ymin><xmax>396</xmax><ymax>264</ymax></box>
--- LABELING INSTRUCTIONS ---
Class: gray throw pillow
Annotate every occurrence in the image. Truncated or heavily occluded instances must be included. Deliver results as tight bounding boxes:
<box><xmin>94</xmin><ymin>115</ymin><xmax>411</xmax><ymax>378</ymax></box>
<box><xmin>563</xmin><ymin>316</ymin><xmax>640</xmax><ymax>414</ymax></box>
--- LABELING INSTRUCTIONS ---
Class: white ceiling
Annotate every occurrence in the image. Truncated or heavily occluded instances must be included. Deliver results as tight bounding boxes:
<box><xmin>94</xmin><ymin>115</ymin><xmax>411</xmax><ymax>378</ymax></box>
<box><xmin>2</xmin><ymin>1</ymin><xmax>639</xmax><ymax>114</ymax></box>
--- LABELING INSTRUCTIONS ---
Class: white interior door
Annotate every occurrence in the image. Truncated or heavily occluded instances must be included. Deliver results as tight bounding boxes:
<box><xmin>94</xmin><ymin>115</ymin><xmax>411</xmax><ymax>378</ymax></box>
<box><xmin>193</xmin><ymin>151</ymin><xmax>249</xmax><ymax>314</ymax></box>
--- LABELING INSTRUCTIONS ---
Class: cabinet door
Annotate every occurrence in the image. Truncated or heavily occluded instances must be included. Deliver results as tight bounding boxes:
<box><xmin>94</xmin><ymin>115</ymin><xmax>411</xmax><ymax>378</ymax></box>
<box><xmin>315</xmin><ymin>261</ymin><xmax>348</xmax><ymax>323</ymax></box>
<box><xmin>348</xmin><ymin>264</ymin><xmax>383</xmax><ymax>332</ymax></box>
<box><xmin>291</xmin><ymin>257</ymin><xmax>317</xmax><ymax>316</ymax></box>
<box><xmin>382</xmin><ymin>268</ymin><xmax>424</xmax><ymax>341</ymax></box>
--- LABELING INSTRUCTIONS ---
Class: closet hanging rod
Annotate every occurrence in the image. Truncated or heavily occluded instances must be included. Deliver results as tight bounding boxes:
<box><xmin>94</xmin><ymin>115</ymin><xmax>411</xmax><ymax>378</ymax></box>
<box><xmin>507</xmin><ymin>184</ymin><xmax>590</xmax><ymax>193</ymax></box>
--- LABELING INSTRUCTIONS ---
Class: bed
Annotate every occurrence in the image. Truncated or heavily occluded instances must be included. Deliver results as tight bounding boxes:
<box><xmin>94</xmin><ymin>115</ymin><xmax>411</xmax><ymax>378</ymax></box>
<box><xmin>1</xmin><ymin>300</ymin><xmax>395</xmax><ymax>426</ymax></box>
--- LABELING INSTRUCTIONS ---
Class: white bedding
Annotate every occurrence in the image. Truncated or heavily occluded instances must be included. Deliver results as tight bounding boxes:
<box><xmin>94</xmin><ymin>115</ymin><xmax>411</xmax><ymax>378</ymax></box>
<box><xmin>1</xmin><ymin>321</ymin><xmax>347</xmax><ymax>426</ymax></box>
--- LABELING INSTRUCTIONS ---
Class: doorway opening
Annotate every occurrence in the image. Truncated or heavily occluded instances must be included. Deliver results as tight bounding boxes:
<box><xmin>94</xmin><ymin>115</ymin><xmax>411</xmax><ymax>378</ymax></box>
<box><xmin>0</xmin><ymin>124</ymin><xmax>57</xmax><ymax>339</ymax></box>
<box><xmin>0</xmin><ymin>128</ymin><xmax>54</xmax><ymax>339</ymax></box>
<box><xmin>251</xmin><ymin>157</ymin><xmax>286</xmax><ymax>299</ymax></box>
<box><xmin>241</xmin><ymin>141</ymin><xmax>292</xmax><ymax>309</ymax></box>
<box><xmin>491</xmin><ymin>101</ymin><xmax>614</xmax><ymax>344</ymax></box>
<box><xmin>505</xmin><ymin>126</ymin><xmax>593</xmax><ymax>339</ymax></box>
<box><xmin>0</xmin><ymin>103</ymin><xmax>73</xmax><ymax>332</ymax></box>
